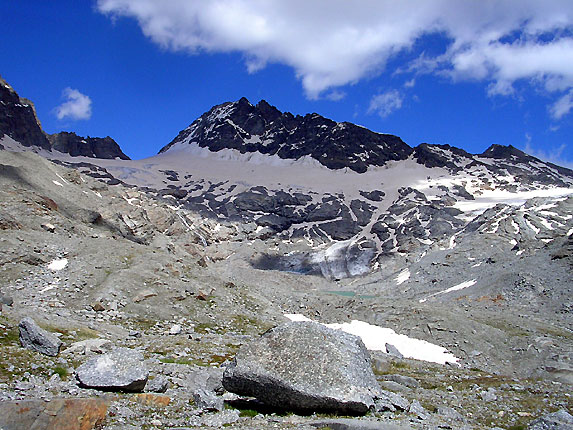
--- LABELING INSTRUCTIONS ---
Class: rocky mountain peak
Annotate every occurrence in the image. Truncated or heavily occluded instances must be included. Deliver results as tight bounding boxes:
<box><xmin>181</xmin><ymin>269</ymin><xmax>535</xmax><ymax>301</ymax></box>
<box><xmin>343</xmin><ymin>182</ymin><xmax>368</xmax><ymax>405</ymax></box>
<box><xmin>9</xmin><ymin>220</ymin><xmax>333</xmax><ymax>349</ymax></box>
<box><xmin>481</xmin><ymin>144</ymin><xmax>530</xmax><ymax>161</ymax></box>
<box><xmin>159</xmin><ymin>98</ymin><xmax>412</xmax><ymax>173</ymax></box>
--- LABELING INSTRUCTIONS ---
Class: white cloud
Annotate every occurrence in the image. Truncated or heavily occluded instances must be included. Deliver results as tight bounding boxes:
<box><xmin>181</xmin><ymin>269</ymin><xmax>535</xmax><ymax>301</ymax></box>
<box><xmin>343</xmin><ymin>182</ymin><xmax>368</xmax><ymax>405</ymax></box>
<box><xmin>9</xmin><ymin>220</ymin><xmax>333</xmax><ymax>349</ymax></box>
<box><xmin>404</xmin><ymin>78</ymin><xmax>416</xmax><ymax>88</ymax></box>
<box><xmin>368</xmin><ymin>90</ymin><xmax>403</xmax><ymax>118</ymax></box>
<box><xmin>550</xmin><ymin>90</ymin><xmax>573</xmax><ymax>119</ymax></box>
<box><xmin>97</xmin><ymin>0</ymin><xmax>573</xmax><ymax>109</ymax></box>
<box><xmin>325</xmin><ymin>90</ymin><xmax>346</xmax><ymax>101</ymax></box>
<box><xmin>55</xmin><ymin>88</ymin><xmax>92</xmax><ymax>121</ymax></box>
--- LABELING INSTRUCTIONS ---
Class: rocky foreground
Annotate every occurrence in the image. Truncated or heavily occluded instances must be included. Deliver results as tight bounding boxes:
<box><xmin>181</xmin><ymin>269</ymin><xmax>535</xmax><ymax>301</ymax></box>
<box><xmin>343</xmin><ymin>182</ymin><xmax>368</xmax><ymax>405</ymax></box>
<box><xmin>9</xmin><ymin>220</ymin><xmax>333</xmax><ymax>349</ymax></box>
<box><xmin>0</xmin><ymin>148</ymin><xmax>572</xmax><ymax>429</ymax></box>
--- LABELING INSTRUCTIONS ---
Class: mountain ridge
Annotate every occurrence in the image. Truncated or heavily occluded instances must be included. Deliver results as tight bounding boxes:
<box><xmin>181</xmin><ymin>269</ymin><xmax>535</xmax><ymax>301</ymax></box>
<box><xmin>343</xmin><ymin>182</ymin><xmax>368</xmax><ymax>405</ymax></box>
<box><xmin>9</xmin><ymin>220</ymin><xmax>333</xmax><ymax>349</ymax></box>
<box><xmin>0</xmin><ymin>76</ymin><xmax>129</xmax><ymax>160</ymax></box>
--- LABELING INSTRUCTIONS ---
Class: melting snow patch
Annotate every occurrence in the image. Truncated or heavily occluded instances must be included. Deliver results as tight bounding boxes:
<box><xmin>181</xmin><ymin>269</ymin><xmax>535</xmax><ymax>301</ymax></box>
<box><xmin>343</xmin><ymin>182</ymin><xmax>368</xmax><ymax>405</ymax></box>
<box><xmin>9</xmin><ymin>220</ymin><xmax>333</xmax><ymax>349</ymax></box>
<box><xmin>284</xmin><ymin>314</ymin><xmax>459</xmax><ymax>365</ymax></box>
<box><xmin>525</xmin><ymin>219</ymin><xmax>540</xmax><ymax>234</ymax></box>
<box><xmin>419</xmin><ymin>279</ymin><xmax>477</xmax><ymax>303</ymax></box>
<box><xmin>52</xmin><ymin>180</ymin><xmax>64</xmax><ymax>187</ymax></box>
<box><xmin>284</xmin><ymin>314</ymin><xmax>311</xmax><ymax>322</ymax></box>
<box><xmin>47</xmin><ymin>258</ymin><xmax>68</xmax><ymax>271</ymax></box>
<box><xmin>395</xmin><ymin>269</ymin><xmax>410</xmax><ymax>285</ymax></box>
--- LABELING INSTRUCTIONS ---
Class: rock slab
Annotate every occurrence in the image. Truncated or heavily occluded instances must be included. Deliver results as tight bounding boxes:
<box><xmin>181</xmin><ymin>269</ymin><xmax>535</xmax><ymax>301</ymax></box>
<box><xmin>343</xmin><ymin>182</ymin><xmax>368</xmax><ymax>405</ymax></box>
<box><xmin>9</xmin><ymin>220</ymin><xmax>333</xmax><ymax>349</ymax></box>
<box><xmin>18</xmin><ymin>317</ymin><xmax>62</xmax><ymax>356</ymax></box>
<box><xmin>528</xmin><ymin>409</ymin><xmax>573</xmax><ymax>429</ymax></box>
<box><xmin>0</xmin><ymin>398</ymin><xmax>108</xmax><ymax>430</ymax></box>
<box><xmin>222</xmin><ymin>321</ymin><xmax>381</xmax><ymax>414</ymax></box>
<box><xmin>75</xmin><ymin>347</ymin><xmax>149</xmax><ymax>392</ymax></box>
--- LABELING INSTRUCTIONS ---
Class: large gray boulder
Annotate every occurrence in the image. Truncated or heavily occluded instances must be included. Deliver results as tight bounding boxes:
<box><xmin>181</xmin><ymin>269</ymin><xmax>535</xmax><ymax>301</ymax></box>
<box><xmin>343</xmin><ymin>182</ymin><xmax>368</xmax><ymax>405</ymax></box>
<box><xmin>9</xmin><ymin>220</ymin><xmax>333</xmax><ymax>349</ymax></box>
<box><xmin>18</xmin><ymin>317</ymin><xmax>62</xmax><ymax>356</ymax></box>
<box><xmin>75</xmin><ymin>347</ymin><xmax>149</xmax><ymax>392</ymax></box>
<box><xmin>222</xmin><ymin>321</ymin><xmax>382</xmax><ymax>414</ymax></box>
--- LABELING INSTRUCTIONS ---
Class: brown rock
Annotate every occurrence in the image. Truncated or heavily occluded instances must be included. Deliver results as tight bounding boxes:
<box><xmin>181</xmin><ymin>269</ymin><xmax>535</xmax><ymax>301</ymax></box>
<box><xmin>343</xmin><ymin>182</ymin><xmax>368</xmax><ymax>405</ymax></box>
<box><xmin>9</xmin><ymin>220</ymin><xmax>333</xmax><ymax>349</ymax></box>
<box><xmin>133</xmin><ymin>393</ymin><xmax>171</xmax><ymax>407</ymax></box>
<box><xmin>0</xmin><ymin>398</ymin><xmax>108</xmax><ymax>430</ymax></box>
<box><xmin>91</xmin><ymin>302</ymin><xmax>105</xmax><ymax>312</ymax></box>
<box><xmin>133</xmin><ymin>289</ymin><xmax>157</xmax><ymax>303</ymax></box>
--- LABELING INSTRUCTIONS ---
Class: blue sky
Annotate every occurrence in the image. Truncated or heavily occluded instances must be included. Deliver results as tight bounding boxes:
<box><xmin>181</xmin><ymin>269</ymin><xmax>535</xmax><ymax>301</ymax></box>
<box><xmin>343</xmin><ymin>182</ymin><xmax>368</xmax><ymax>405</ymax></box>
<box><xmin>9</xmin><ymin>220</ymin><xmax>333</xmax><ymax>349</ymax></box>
<box><xmin>2</xmin><ymin>1</ymin><xmax>573</xmax><ymax>168</ymax></box>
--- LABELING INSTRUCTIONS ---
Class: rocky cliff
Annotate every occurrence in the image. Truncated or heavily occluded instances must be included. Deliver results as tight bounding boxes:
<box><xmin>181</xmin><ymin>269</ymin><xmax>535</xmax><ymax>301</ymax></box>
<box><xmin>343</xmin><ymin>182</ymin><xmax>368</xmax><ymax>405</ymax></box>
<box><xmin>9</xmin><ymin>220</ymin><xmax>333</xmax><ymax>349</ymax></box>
<box><xmin>0</xmin><ymin>75</ymin><xmax>50</xmax><ymax>150</ymax></box>
<box><xmin>48</xmin><ymin>132</ymin><xmax>129</xmax><ymax>160</ymax></box>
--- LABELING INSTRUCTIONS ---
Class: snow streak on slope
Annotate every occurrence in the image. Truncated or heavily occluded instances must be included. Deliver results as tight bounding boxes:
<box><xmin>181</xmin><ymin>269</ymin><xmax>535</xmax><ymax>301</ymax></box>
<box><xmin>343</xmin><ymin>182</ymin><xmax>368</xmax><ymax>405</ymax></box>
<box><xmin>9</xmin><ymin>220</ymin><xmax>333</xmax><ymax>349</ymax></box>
<box><xmin>419</xmin><ymin>279</ymin><xmax>477</xmax><ymax>303</ymax></box>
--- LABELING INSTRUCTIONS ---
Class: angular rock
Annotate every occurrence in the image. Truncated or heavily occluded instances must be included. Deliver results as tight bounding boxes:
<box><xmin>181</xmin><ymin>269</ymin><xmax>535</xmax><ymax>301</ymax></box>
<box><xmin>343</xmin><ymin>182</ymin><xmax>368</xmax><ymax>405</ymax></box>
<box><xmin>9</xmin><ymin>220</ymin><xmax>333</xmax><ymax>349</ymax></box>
<box><xmin>132</xmin><ymin>289</ymin><xmax>157</xmax><ymax>303</ymax></box>
<box><xmin>169</xmin><ymin>324</ymin><xmax>182</xmax><ymax>335</ymax></box>
<box><xmin>436</xmin><ymin>406</ymin><xmax>465</xmax><ymax>423</ymax></box>
<box><xmin>528</xmin><ymin>409</ymin><xmax>573</xmax><ymax>429</ymax></box>
<box><xmin>384</xmin><ymin>374</ymin><xmax>420</xmax><ymax>389</ymax></box>
<box><xmin>222</xmin><ymin>321</ymin><xmax>381</xmax><ymax>414</ymax></box>
<box><xmin>193</xmin><ymin>388</ymin><xmax>224</xmax><ymax>412</ymax></box>
<box><xmin>145</xmin><ymin>376</ymin><xmax>169</xmax><ymax>393</ymax></box>
<box><xmin>18</xmin><ymin>317</ymin><xmax>62</xmax><ymax>356</ymax></box>
<box><xmin>374</xmin><ymin>390</ymin><xmax>409</xmax><ymax>412</ymax></box>
<box><xmin>385</xmin><ymin>343</ymin><xmax>403</xmax><ymax>358</ymax></box>
<box><xmin>0</xmin><ymin>292</ymin><xmax>13</xmax><ymax>306</ymax></box>
<box><xmin>75</xmin><ymin>347</ymin><xmax>149</xmax><ymax>392</ymax></box>
<box><xmin>408</xmin><ymin>399</ymin><xmax>431</xmax><ymax>420</ymax></box>
<box><xmin>0</xmin><ymin>398</ymin><xmax>108</xmax><ymax>430</ymax></box>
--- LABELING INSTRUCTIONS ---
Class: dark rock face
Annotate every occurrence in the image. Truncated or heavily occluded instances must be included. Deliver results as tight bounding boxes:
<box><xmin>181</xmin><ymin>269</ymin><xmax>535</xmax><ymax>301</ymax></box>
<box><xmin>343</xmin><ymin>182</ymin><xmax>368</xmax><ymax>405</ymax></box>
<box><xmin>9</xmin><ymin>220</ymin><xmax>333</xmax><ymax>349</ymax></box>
<box><xmin>160</xmin><ymin>98</ymin><xmax>412</xmax><ymax>173</ymax></box>
<box><xmin>413</xmin><ymin>143</ymin><xmax>472</xmax><ymax>171</ymax></box>
<box><xmin>75</xmin><ymin>347</ymin><xmax>149</xmax><ymax>392</ymax></box>
<box><xmin>0</xmin><ymin>76</ymin><xmax>50</xmax><ymax>150</ymax></box>
<box><xmin>48</xmin><ymin>132</ymin><xmax>130</xmax><ymax>160</ymax></box>
<box><xmin>222</xmin><ymin>321</ymin><xmax>381</xmax><ymax>414</ymax></box>
<box><xmin>18</xmin><ymin>317</ymin><xmax>62</xmax><ymax>356</ymax></box>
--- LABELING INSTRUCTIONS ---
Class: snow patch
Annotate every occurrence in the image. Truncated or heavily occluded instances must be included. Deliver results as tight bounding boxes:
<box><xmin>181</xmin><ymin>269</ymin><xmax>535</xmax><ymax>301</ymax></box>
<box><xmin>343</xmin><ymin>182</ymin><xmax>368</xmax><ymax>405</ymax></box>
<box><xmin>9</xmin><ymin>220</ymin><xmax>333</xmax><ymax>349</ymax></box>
<box><xmin>284</xmin><ymin>314</ymin><xmax>459</xmax><ymax>365</ymax></box>
<box><xmin>52</xmin><ymin>180</ymin><xmax>64</xmax><ymax>187</ymax></box>
<box><xmin>47</xmin><ymin>258</ymin><xmax>68</xmax><ymax>271</ymax></box>
<box><xmin>395</xmin><ymin>269</ymin><xmax>410</xmax><ymax>285</ymax></box>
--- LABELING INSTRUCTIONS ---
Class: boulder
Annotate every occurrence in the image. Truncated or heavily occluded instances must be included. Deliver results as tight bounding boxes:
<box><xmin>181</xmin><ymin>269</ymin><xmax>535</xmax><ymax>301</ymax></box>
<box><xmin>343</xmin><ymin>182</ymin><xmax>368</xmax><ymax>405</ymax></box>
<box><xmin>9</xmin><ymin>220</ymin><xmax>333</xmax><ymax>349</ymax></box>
<box><xmin>528</xmin><ymin>409</ymin><xmax>573</xmax><ymax>429</ymax></box>
<box><xmin>18</xmin><ymin>317</ymin><xmax>62</xmax><ymax>356</ymax></box>
<box><xmin>145</xmin><ymin>376</ymin><xmax>169</xmax><ymax>393</ymax></box>
<box><xmin>0</xmin><ymin>292</ymin><xmax>13</xmax><ymax>306</ymax></box>
<box><xmin>0</xmin><ymin>398</ymin><xmax>108</xmax><ymax>430</ymax></box>
<box><xmin>75</xmin><ymin>347</ymin><xmax>149</xmax><ymax>392</ymax></box>
<box><xmin>193</xmin><ymin>388</ymin><xmax>224</xmax><ymax>412</ymax></box>
<box><xmin>222</xmin><ymin>321</ymin><xmax>381</xmax><ymax>414</ymax></box>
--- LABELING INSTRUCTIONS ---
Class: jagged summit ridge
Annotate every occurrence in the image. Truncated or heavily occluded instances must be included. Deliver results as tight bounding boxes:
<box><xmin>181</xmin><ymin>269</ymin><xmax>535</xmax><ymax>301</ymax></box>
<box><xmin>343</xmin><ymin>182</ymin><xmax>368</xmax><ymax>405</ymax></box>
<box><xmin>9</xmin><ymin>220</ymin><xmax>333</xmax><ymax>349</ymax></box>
<box><xmin>159</xmin><ymin>97</ymin><xmax>412</xmax><ymax>173</ymax></box>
